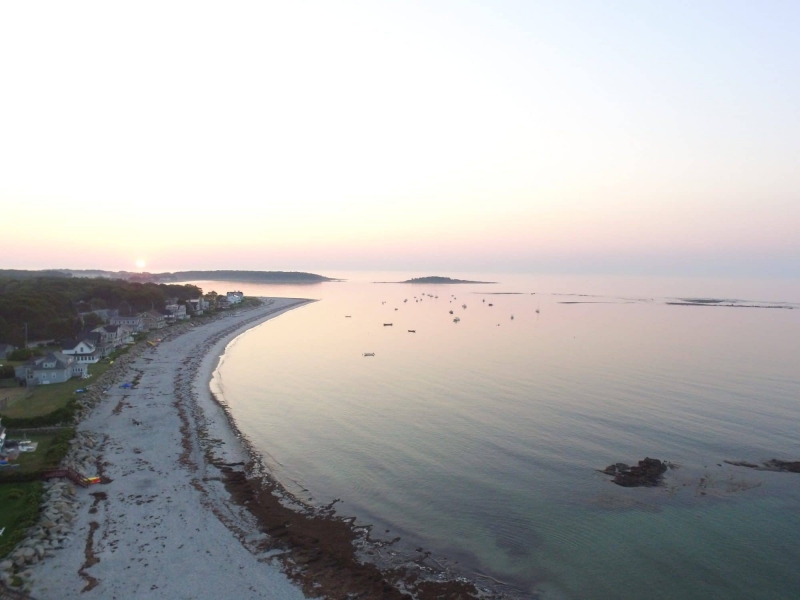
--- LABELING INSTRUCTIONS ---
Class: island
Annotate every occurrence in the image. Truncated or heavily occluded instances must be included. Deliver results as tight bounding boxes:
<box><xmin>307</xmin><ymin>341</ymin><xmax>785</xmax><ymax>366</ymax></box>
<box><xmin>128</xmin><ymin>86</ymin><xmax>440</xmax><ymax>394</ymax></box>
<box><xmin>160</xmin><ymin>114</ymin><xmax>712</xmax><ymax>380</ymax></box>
<box><xmin>378</xmin><ymin>276</ymin><xmax>496</xmax><ymax>284</ymax></box>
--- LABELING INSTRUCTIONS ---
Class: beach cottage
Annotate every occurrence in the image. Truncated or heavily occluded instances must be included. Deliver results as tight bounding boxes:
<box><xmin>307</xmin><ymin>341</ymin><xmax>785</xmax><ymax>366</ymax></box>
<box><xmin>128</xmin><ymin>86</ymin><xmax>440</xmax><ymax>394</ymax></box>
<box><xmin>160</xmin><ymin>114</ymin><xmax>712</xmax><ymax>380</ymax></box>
<box><xmin>62</xmin><ymin>339</ymin><xmax>100</xmax><ymax>364</ymax></box>
<box><xmin>14</xmin><ymin>352</ymin><xmax>88</xmax><ymax>385</ymax></box>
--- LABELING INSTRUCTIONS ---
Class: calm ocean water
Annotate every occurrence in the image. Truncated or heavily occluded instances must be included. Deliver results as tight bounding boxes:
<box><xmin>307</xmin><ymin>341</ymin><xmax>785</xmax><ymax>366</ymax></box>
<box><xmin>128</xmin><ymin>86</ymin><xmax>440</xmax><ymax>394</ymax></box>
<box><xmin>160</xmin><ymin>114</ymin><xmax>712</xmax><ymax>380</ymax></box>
<box><xmin>201</xmin><ymin>273</ymin><xmax>799</xmax><ymax>599</ymax></box>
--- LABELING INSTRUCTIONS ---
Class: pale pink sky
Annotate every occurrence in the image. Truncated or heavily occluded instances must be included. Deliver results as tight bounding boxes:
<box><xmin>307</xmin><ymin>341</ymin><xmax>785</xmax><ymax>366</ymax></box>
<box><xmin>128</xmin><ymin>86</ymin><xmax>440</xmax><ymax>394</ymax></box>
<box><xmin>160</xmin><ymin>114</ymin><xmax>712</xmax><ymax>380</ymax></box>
<box><xmin>1</xmin><ymin>1</ymin><xmax>798</xmax><ymax>278</ymax></box>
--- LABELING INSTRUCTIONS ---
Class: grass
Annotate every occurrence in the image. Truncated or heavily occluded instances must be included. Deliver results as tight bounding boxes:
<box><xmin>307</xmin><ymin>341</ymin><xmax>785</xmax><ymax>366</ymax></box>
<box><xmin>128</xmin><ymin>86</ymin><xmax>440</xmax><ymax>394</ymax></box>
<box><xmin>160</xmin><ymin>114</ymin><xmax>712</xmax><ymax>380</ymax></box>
<box><xmin>2</xmin><ymin>432</ymin><xmax>59</xmax><ymax>473</ymax></box>
<box><xmin>0</xmin><ymin>482</ymin><xmax>43</xmax><ymax>558</ymax></box>
<box><xmin>0</xmin><ymin>357</ymin><xmax>114</xmax><ymax>419</ymax></box>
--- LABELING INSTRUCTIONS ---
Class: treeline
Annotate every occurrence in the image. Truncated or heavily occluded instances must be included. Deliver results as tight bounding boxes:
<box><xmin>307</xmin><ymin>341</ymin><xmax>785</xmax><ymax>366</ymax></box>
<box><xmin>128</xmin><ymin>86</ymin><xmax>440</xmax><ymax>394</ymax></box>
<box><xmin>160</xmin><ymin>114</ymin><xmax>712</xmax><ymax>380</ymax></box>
<box><xmin>154</xmin><ymin>270</ymin><xmax>335</xmax><ymax>283</ymax></box>
<box><xmin>0</xmin><ymin>269</ymin><xmax>71</xmax><ymax>279</ymax></box>
<box><xmin>0</xmin><ymin>277</ymin><xmax>201</xmax><ymax>345</ymax></box>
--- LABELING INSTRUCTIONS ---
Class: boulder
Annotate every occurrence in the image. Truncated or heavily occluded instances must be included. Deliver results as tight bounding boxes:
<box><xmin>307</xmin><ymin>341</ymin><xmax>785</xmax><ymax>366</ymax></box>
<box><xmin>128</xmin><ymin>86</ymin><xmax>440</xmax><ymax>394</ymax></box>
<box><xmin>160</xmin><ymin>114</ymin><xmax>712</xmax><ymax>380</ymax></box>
<box><xmin>601</xmin><ymin>457</ymin><xmax>668</xmax><ymax>487</ymax></box>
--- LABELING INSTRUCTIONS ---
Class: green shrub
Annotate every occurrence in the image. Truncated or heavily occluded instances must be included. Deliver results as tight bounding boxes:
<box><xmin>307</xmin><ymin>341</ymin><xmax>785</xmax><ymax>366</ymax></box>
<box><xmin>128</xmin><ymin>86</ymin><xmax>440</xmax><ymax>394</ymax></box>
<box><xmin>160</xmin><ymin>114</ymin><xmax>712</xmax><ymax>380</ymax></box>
<box><xmin>6</xmin><ymin>488</ymin><xmax>24</xmax><ymax>500</ymax></box>
<box><xmin>0</xmin><ymin>482</ymin><xmax>43</xmax><ymax>559</ymax></box>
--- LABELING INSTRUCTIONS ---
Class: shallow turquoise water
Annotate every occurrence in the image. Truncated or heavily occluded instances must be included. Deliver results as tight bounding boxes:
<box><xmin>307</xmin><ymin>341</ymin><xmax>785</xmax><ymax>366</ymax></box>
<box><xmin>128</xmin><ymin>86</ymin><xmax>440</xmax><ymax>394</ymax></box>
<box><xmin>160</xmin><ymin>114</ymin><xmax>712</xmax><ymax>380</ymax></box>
<box><xmin>204</xmin><ymin>274</ymin><xmax>800</xmax><ymax>599</ymax></box>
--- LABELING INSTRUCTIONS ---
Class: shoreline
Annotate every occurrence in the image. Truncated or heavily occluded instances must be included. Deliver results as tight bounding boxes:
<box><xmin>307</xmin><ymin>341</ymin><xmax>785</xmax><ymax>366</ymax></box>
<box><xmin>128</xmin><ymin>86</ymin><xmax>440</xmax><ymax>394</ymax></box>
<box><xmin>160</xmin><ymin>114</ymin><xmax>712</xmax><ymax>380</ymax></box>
<box><xmin>24</xmin><ymin>298</ymin><xmax>313</xmax><ymax>599</ymax></box>
<box><xmin>22</xmin><ymin>296</ymin><xmax>505</xmax><ymax>599</ymax></box>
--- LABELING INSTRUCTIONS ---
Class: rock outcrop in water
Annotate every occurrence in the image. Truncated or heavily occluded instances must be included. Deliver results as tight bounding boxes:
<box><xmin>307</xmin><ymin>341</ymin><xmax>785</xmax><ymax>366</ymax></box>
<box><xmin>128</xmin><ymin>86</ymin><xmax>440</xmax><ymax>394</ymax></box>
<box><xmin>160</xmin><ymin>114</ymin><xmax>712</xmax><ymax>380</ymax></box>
<box><xmin>601</xmin><ymin>458</ymin><xmax>668</xmax><ymax>487</ymax></box>
<box><xmin>724</xmin><ymin>459</ymin><xmax>800</xmax><ymax>473</ymax></box>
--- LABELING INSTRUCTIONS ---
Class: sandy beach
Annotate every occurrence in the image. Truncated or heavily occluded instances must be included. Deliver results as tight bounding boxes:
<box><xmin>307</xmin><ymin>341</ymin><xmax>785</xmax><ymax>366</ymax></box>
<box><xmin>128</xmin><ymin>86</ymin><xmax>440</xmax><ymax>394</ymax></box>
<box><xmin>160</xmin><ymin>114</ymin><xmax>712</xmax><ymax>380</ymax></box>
<box><xmin>27</xmin><ymin>298</ymin><xmax>313</xmax><ymax>600</ymax></box>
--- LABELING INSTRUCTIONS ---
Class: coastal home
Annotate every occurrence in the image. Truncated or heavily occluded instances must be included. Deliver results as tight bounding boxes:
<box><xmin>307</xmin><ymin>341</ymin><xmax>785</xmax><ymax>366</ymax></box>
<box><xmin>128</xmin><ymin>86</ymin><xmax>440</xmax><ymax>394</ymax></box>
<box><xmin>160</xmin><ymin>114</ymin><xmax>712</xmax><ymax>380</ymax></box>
<box><xmin>14</xmin><ymin>352</ymin><xmax>88</xmax><ymax>385</ymax></box>
<box><xmin>141</xmin><ymin>310</ymin><xmax>167</xmax><ymax>331</ymax></box>
<box><xmin>216</xmin><ymin>296</ymin><xmax>231</xmax><ymax>309</ymax></box>
<box><xmin>0</xmin><ymin>343</ymin><xmax>16</xmax><ymax>359</ymax></box>
<box><xmin>165</xmin><ymin>304</ymin><xmax>188</xmax><ymax>321</ymax></box>
<box><xmin>187</xmin><ymin>298</ymin><xmax>208</xmax><ymax>315</ymax></box>
<box><xmin>226</xmin><ymin>291</ymin><xmax>244</xmax><ymax>304</ymax></box>
<box><xmin>89</xmin><ymin>325</ymin><xmax>129</xmax><ymax>355</ymax></box>
<box><xmin>110</xmin><ymin>315</ymin><xmax>144</xmax><ymax>333</ymax></box>
<box><xmin>61</xmin><ymin>339</ymin><xmax>100</xmax><ymax>364</ymax></box>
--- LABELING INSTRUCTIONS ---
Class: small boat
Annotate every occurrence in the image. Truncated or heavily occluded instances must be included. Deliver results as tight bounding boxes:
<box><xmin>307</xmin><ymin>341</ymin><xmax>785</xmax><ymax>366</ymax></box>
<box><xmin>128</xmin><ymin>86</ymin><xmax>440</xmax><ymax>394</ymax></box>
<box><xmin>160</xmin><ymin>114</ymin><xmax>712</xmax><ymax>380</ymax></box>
<box><xmin>345</xmin><ymin>315</ymin><xmax>352</xmax><ymax>318</ymax></box>
<box><xmin>383</xmin><ymin>323</ymin><xmax>393</xmax><ymax>326</ymax></box>
<box><xmin>536</xmin><ymin>308</ymin><xmax>540</xmax><ymax>314</ymax></box>
<box><xmin>453</xmin><ymin>317</ymin><xmax>461</xmax><ymax>323</ymax></box>
<box><xmin>488</xmin><ymin>303</ymin><xmax>493</xmax><ymax>307</ymax></box>
<box><xmin>449</xmin><ymin>310</ymin><xmax>453</xmax><ymax>314</ymax></box>
<box><xmin>511</xmin><ymin>315</ymin><xmax>514</xmax><ymax>320</ymax></box>
<box><xmin>462</xmin><ymin>304</ymin><xmax>467</xmax><ymax>309</ymax></box>
<box><xmin>363</xmin><ymin>352</ymin><xmax>375</xmax><ymax>357</ymax></box>
<box><xmin>482</xmin><ymin>299</ymin><xmax>485</xmax><ymax>302</ymax></box>
<box><xmin>404</xmin><ymin>299</ymin><xmax>408</xmax><ymax>303</ymax></box>
<box><xmin>408</xmin><ymin>329</ymin><xmax>416</xmax><ymax>333</ymax></box>
<box><xmin>394</xmin><ymin>308</ymin><xmax>398</xmax><ymax>311</ymax></box>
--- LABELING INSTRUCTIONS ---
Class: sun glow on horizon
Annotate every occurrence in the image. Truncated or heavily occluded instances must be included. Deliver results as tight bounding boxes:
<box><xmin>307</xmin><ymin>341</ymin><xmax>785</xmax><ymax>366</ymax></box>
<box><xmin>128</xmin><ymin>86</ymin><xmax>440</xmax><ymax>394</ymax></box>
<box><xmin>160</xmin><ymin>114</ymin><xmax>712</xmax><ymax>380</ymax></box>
<box><xmin>135</xmin><ymin>259</ymin><xmax>146</xmax><ymax>270</ymax></box>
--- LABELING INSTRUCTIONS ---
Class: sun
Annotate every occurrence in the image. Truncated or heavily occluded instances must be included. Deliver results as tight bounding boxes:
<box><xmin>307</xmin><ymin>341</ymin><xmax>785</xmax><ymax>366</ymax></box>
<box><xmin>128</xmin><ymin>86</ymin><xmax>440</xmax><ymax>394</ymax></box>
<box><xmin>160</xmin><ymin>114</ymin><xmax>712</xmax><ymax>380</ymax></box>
<box><xmin>135</xmin><ymin>259</ymin><xmax>146</xmax><ymax>269</ymax></box>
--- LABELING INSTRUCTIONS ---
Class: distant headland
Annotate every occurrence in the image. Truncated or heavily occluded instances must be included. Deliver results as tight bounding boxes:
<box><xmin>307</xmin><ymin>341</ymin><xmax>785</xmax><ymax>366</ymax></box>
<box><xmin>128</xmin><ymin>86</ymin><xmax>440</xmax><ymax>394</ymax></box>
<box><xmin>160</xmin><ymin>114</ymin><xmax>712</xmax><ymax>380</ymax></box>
<box><xmin>0</xmin><ymin>269</ymin><xmax>338</xmax><ymax>284</ymax></box>
<box><xmin>377</xmin><ymin>276</ymin><xmax>496</xmax><ymax>284</ymax></box>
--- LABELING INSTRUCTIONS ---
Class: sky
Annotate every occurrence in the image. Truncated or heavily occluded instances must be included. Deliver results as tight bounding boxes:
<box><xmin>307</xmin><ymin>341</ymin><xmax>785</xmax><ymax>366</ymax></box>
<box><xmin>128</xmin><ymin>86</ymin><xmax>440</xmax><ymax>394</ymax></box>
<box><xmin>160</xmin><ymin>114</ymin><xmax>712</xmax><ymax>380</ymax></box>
<box><xmin>1</xmin><ymin>1</ymin><xmax>798</xmax><ymax>277</ymax></box>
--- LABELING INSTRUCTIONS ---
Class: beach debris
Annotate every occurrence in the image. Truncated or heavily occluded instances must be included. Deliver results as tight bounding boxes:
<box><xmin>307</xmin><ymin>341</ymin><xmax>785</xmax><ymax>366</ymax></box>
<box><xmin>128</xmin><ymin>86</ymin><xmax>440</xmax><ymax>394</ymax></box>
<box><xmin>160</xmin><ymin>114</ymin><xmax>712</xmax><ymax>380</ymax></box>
<box><xmin>601</xmin><ymin>458</ymin><xmax>669</xmax><ymax>487</ymax></box>
<box><xmin>724</xmin><ymin>459</ymin><xmax>800</xmax><ymax>473</ymax></box>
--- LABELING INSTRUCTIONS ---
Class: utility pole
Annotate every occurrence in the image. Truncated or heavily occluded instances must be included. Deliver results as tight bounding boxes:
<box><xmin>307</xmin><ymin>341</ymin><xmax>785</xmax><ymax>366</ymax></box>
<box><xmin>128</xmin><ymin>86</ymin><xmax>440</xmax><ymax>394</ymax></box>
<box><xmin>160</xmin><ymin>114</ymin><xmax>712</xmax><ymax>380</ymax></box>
<box><xmin>23</xmin><ymin>322</ymin><xmax>28</xmax><ymax>349</ymax></box>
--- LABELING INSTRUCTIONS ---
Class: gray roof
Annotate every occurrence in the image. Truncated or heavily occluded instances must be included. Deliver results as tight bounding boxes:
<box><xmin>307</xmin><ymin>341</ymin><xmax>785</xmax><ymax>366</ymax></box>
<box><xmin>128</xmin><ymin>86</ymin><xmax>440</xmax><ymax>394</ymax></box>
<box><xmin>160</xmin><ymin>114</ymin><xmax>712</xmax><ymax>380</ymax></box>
<box><xmin>31</xmin><ymin>352</ymin><xmax>73</xmax><ymax>371</ymax></box>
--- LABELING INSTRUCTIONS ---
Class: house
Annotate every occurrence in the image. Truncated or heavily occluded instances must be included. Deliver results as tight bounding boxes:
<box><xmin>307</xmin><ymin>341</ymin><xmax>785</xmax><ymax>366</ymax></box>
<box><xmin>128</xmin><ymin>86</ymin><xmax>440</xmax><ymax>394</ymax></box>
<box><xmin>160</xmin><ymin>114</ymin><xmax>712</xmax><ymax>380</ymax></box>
<box><xmin>216</xmin><ymin>297</ymin><xmax>231</xmax><ymax>309</ymax></box>
<box><xmin>187</xmin><ymin>298</ymin><xmax>208</xmax><ymax>315</ymax></box>
<box><xmin>61</xmin><ymin>339</ymin><xmax>100</xmax><ymax>364</ymax></box>
<box><xmin>164</xmin><ymin>304</ymin><xmax>188</xmax><ymax>321</ymax></box>
<box><xmin>140</xmin><ymin>310</ymin><xmax>166</xmax><ymax>331</ymax></box>
<box><xmin>0</xmin><ymin>343</ymin><xmax>16</xmax><ymax>359</ymax></box>
<box><xmin>226</xmin><ymin>291</ymin><xmax>244</xmax><ymax>304</ymax></box>
<box><xmin>110</xmin><ymin>315</ymin><xmax>144</xmax><ymax>333</ymax></box>
<box><xmin>14</xmin><ymin>352</ymin><xmax>88</xmax><ymax>384</ymax></box>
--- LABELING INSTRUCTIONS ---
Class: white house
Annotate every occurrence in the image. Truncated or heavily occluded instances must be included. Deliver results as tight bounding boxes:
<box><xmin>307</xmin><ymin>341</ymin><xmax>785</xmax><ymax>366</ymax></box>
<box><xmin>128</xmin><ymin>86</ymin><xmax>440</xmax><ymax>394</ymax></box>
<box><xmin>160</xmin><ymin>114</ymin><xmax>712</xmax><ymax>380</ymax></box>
<box><xmin>62</xmin><ymin>339</ymin><xmax>100</xmax><ymax>364</ymax></box>
<box><xmin>165</xmin><ymin>304</ymin><xmax>188</xmax><ymax>321</ymax></box>
<box><xmin>226</xmin><ymin>291</ymin><xmax>244</xmax><ymax>304</ymax></box>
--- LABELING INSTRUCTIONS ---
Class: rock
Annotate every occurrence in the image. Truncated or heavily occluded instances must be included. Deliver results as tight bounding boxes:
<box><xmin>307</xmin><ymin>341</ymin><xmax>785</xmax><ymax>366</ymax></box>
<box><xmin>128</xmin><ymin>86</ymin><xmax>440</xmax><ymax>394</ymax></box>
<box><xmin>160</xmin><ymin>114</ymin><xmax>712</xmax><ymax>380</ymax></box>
<box><xmin>0</xmin><ymin>560</ymin><xmax>13</xmax><ymax>571</ymax></box>
<box><xmin>763</xmin><ymin>459</ymin><xmax>800</xmax><ymax>473</ymax></box>
<box><xmin>601</xmin><ymin>457</ymin><xmax>668</xmax><ymax>487</ymax></box>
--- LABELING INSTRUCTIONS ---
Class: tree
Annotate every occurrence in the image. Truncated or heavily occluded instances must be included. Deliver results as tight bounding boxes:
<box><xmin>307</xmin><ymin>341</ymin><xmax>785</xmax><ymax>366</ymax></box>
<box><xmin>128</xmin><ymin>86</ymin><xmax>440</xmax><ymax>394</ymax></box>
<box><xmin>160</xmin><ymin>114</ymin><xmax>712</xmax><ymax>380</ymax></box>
<box><xmin>82</xmin><ymin>312</ymin><xmax>104</xmax><ymax>330</ymax></box>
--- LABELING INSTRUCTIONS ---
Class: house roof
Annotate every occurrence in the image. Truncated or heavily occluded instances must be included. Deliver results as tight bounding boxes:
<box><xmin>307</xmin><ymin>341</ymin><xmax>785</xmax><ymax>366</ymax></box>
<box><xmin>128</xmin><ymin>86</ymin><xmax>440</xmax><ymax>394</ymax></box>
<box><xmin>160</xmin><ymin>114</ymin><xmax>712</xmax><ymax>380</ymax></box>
<box><xmin>31</xmin><ymin>352</ymin><xmax>74</xmax><ymax>371</ymax></box>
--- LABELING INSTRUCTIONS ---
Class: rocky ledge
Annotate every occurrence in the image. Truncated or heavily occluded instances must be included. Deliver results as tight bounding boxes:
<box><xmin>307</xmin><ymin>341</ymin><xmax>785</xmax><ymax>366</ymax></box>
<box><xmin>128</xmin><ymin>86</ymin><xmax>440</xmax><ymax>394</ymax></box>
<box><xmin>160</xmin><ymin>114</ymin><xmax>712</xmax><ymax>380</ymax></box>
<box><xmin>724</xmin><ymin>459</ymin><xmax>800</xmax><ymax>473</ymax></box>
<box><xmin>601</xmin><ymin>457</ymin><xmax>669</xmax><ymax>487</ymax></box>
